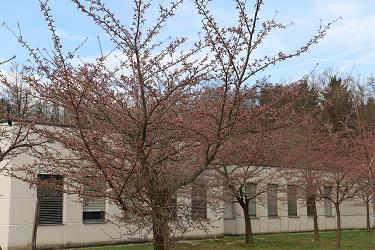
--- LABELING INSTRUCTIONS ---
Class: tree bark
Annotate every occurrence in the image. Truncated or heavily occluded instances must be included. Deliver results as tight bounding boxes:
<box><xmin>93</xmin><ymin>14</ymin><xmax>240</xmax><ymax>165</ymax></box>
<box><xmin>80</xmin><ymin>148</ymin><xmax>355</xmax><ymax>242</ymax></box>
<box><xmin>335</xmin><ymin>203</ymin><xmax>341</xmax><ymax>250</ymax></box>
<box><xmin>312</xmin><ymin>199</ymin><xmax>320</xmax><ymax>241</ymax></box>
<box><xmin>151</xmin><ymin>192</ymin><xmax>170</xmax><ymax>250</ymax></box>
<box><xmin>306</xmin><ymin>182</ymin><xmax>319</xmax><ymax>241</ymax></box>
<box><xmin>31</xmin><ymin>196</ymin><xmax>40</xmax><ymax>250</ymax></box>
<box><xmin>366</xmin><ymin>199</ymin><xmax>371</xmax><ymax>234</ymax></box>
<box><xmin>152</xmin><ymin>216</ymin><xmax>170</xmax><ymax>250</ymax></box>
<box><xmin>242</xmin><ymin>204</ymin><xmax>253</xmax><ymax>245</ymax></box>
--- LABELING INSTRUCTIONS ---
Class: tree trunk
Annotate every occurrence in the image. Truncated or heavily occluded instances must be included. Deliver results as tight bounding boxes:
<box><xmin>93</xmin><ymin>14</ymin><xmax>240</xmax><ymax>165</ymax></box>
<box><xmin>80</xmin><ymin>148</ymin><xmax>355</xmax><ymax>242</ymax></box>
<box><xmin>306</xmin><ymin>181</ymin><xmax>319</xmax><ymax>241</ymax></box>
<box><xmin>31</xmin><ymin>196</ymin><xmax>40</xmax><ymax>250</ymax></box>
<box><xmin>153</xmin><ymin>227</ymin><xmax>167</xmax><ymax>250</ymax></box>
<box><xmin>335</xmin><ymin>203</ymin><xmax>341</xmax><ymax>250</ymax></box>
<box><xmin>242</xmin><ymin>204</ymin><xmax>253</xmax><ymax>245</ymax></box>
<box><xmin>312</xmin><ymin>199</ymin><xmax>319</xmax><ymax>241</ymax></box>
<box><xmin>152</xmin><ymin>212</ymin><xmax>170</xmax><ymax>250</ymax></box>
<box><xmin>366</xmin><ymin>199</ymin><xmax>371</xmax><ymax>234</ymax></box>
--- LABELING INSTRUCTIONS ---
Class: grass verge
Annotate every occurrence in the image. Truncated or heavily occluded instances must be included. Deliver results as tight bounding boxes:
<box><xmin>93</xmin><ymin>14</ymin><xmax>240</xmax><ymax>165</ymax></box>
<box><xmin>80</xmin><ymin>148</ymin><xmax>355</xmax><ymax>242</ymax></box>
<box><xmin>82</xmin><ymin>230</ymin><xmax>375</xmax><ymax>250</ymax></box>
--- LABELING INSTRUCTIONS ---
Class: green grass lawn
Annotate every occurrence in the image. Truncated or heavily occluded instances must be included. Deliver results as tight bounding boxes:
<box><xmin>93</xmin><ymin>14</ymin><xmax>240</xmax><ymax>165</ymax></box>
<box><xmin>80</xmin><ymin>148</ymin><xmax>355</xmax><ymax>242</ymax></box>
<box><xmin>84</xmin><ymin>230</ymin><xmax>375</xmax><ymax>250</ymax></box>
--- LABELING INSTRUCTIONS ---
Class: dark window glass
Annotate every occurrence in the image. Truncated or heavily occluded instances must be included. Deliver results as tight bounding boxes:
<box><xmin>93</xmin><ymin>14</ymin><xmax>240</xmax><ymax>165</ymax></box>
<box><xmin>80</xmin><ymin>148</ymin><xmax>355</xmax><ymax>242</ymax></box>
<box><xmin>267</xmin><ymin>184</ymin><xmax>278</xmax><ymax>217</ymax></box>
<box><xmin>287</xmin><ymin>185</ymin><xmax>297</xmax><ymax>216</ymax></box>
<box><xmin>245</xmin><ymin>183</ymin><xmax>257</xmax><ymax>217</ymax></box>
<box><xmin>307</xmin><ymin>196</ymin><xmax>316</xmax><ymax>217</ymax></box>
<box><xmin>191</xmin><ymin>182</ymin><xmax>207</xmax><ymax>220</ymax></box>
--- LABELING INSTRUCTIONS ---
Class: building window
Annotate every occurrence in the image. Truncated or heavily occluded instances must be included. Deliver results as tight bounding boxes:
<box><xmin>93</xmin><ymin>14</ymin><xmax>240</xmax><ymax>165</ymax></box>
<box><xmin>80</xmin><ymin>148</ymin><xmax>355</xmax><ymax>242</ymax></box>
<box><xmin>224</xmin><ymin>202</ymin><xmax>234</xmax><ymax>219</ymax></box>
<box><xmin>287</xmin><ymin>185</ymin><xmax>297</xmax><ymax>216</ymax></box>
<box><xmin>83</xmin><ymin>183</ymin><xmax>106</xmax><ymax>223</ymax></box>
<box><xmin>191</xmin><ymin>182</ymin><xmax>207</xmax><ymax>220</ymax></box>
<box><xmin>245</xmin><ymin>183</ymin><xmax>257</xmax><ymax>217</ymax></box>
<box><xmin>37</xmin><ymin>174</ymin><xmax>63</xmax><ymax>225</ymax></box>
<box><xmin>306</xmin><ymin>196</ymin><xmax>316</xmax><ymax>217</ymax></box>
<box><xmin>83</xmin><ymin>198</ymin><xmax>106</xmax><ymax>223</ymax></box>
<box><xmin>223</xmin><ymin>186</ymin><xmax>235</xmax><ymax>219</ymax></box>
<box><xmin>267</xmin><ymin>184</ymin><xmax>278</xmax><ymax>217</ymax></box>
<box><xmin>324</xmin><ymin>187</ymin><xmax>333</xmax><ymax>216</ymax></box>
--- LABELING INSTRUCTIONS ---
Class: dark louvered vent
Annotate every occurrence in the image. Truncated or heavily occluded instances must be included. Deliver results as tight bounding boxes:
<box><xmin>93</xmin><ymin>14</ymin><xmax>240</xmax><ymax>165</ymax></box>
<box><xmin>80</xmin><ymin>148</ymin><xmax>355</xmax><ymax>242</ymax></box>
<box><xmin>37</xmin><ymin>174</ymin><xmax>63</xmax><ymax>225</ymax></box>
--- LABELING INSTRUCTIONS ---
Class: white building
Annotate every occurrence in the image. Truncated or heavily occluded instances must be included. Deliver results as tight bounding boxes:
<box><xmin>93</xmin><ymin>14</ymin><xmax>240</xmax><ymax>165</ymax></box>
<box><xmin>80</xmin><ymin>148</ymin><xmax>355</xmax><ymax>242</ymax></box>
<box><xmin>224</xmin><ymin>188</ymin><xmax>372</xmax><ymax>235</ymax></box>
<box><xmin>0</xmin><ymin>152</ymin><xmax>225</xmax><ymax>249</ymax></box>
<box><xmin>0</xmin><ymin>140</ymin><xmax>372</xmax><ymax>249</ymax></box>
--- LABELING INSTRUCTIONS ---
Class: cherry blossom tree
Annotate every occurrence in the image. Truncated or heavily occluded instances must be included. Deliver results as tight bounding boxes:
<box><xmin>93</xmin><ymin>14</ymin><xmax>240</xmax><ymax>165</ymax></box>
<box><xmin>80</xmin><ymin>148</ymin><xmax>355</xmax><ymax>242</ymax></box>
<box><xmin>314</xmin><ymin>134</ymin><xmax>363</xmax><ymax>250</ymax></box>
<box><xmin>216</xmin><ymin>86</ymin><xmax>295</xmax><ymax>244</ymax></box>
<box><xmin>348</xmin><ymin>79</ymin><xmax>375</xmax><ymax>234</ymax></box>
<box><xmin>313</xmin><ymin>76</ymin><xmax>364</xmax><ymax>250</ymax></box>
<box><xmin>6</xmin><ymin>0</ymin><xmax>333</xmax><ymax>249</ymax></box>
<box><xmin>275</xmin><ymin>80</ymin><xmax>323</xmax><ymax>242</ymax></box>
<box><xmin>277</xmin><ymin>75</ymin><xmax>371</xmax><ymax>249</ymax></box>
<box><xmin>193</xmin><ymin>0</ymin><xmax>334</xmax><ymax>245</ymax></box>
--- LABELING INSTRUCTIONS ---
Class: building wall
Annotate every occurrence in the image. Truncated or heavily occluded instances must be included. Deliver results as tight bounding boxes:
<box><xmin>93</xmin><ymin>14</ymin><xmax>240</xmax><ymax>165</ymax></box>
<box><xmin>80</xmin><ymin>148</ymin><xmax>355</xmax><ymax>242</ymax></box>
<box><xmin>224</xmin><ymin>192</ymin><xmax>373</xmax><ymax>235</ymax></box>
<box><xmin>1</xmin><ymin>148</ymin><xmax>373</xmax><ymax>249</ymax></box>
<box><xmin>1</xmin><ymin>151</ymin><xmax>224</xmax><ymax>249</ymax></box>
<box><xmin>3</xmin><ymin>176</ymin><xmax>224</xmax><ymax>249</ymax></box>
<box><xmin>5</xmin><ymin>170</ymin><xmax>372</xmax><ymax>249</ymax></box>
<box><xmin>0</xmin><ymin>126</ymin><xmax>13</xmax><ymax>249</ymax></box>
<box><xmin>0</xmin><ymin>161</ymin><xmax>12</xmax><ymax>250</ymax></box>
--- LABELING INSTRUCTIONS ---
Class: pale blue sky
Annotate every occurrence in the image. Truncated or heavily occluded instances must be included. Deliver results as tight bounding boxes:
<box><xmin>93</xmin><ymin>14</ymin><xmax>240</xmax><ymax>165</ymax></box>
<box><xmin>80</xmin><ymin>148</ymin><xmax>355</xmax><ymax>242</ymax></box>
<box><xmin>1</xmin><ymin>0</ymin><xmax>375</xmax><ymax>82</ymax></box>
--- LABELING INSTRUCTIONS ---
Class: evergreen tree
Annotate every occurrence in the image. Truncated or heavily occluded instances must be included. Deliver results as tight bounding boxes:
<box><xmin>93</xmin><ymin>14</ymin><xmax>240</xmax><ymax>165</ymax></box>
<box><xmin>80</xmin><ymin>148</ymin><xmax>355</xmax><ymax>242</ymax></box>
<box><xmin>321</xmin><ymin>76</ymin><xmax>356</xmax><ymax>132</ymax></box>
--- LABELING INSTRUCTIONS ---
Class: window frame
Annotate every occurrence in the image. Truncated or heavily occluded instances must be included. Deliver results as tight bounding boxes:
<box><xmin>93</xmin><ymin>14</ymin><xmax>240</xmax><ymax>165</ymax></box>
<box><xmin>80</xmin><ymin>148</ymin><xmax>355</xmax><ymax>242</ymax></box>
<box><xmin>306</xmin><ymin>196</ymin><xmax>316</xmax><ymax>217</ymax></box>
<box><xmin>324</xmin><ymin>186</ymin><xmax>333</xmax><ymax>216</ymax></box>
<box><xmin>82</xmin><ymin>182</ymin><xmax>106</xmax><ymax>224</ymax></box>
<box><xmin>223</xmin><ymin>201</ymin><xmax>235</xmax><ymax>219</ymax></box>
<box><xmin>37</xmin><ymin>174</ymin><xmax>64</xmax><ymax>225</ymax></box>
<box><xmin>191</xmin><ymin>182</ymin><xmax>208</xmax><ymax>221</ymax></box>
<box><xmin>267</xmin><ymin>184</ymin><xmax>278</xmax><ymax>217</ymax></box>
<box><xmin>287</xmin><ymin>185</ymin><xmax>298</xmax><ymax>217</ymax></box>
<box><xmin>245</xmin><ymin>182</ymin><xmax>257</xmax><ymax>217</ymax></box>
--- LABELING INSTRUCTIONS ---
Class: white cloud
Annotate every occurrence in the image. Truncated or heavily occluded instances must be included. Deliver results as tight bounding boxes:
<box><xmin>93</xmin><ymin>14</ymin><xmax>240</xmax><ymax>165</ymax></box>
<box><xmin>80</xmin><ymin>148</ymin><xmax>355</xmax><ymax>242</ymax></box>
<box><xmin>55</xmin><ymin>29</ymin><xmax>91</xmax><ymax>41</ymax></box>
<box><xmin>322</xmin><ymin>16</ymin><xmax>375</xmax><ymax>49</ymax></box>
<box><xmin>313</xmin><ymin>0</ymin><xmax>375</xmax><ymax>50</ymax></box>
<box><xmin>315</xmin><ymin>1</ymin><xmax>362</xmax><ymax>18</ymax></box>
<box><xmin>40</xmin><ymin>0</ymin><xmax>375</xmax><ymax>82</ymax></box>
